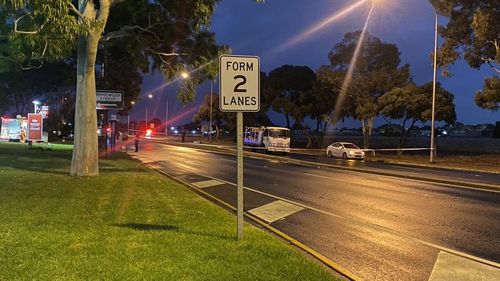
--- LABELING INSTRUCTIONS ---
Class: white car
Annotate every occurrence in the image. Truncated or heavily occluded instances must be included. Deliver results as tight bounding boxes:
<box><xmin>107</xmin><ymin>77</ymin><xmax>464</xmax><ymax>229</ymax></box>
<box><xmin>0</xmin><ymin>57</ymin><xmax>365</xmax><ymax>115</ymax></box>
<box><xmin>326</xmin><ymin>142</ymin><xmax>365</xmax><ymax>159</ymax></box>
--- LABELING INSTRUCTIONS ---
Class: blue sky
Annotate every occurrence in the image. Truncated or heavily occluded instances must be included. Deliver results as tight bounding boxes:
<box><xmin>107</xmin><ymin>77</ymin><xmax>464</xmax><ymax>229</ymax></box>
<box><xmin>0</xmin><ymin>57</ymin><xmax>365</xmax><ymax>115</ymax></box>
<box><xmin>132</xmin><ymin>0</ymin><xmax>498</xmax><ymax>127</ymax></box>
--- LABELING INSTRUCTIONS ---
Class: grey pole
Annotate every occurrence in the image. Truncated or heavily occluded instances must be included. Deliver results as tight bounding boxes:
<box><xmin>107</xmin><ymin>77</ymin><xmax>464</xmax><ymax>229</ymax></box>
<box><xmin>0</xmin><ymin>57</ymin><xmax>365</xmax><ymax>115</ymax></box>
<box><xmin>209</xmin><ymin>83</ymin><xmax>213</xmax><ymax>142</ymax></box>
<box><xmin>165</xmin><ymin>100</ymin><xmax>168</xmax><ymax>136</ymax></box>
<box><xmin>430</xmin><ymin>11</ymin><xmax>438</xmax><ymax>164</ymax></box>
<box><xmin>236</xmin><ymin>111</ymin><xmax>244</xmax><ymax>240</ymax></box>
<box><xmin>127</xmin><ymin>115</ymin><xmax>130</xmax><ymax>135</ymax></box>
<box><xmin>145</xmin><ymin>107</ymin><xmax>148</xmax><ymax>131</ymax></box>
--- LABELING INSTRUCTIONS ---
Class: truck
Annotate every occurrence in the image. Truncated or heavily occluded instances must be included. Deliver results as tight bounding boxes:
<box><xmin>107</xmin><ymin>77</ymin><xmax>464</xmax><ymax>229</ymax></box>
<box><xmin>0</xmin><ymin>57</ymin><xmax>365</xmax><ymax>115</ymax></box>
<box><xmin>243</xmin><ymin>126</ymin><xmax>291</xmax><ymax>154</ymax></box>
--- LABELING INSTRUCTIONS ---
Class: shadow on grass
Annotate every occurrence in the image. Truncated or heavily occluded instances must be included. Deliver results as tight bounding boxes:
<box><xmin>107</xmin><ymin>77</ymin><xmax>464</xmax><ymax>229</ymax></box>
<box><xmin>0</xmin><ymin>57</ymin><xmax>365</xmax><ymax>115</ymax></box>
<box><xmin>114</xmin><ymin>223</ymin><xmax>179</xmax><ymax>231</ymax></box>
<box><xmin>113</xmin><ymin>223</ymin><xmax>234</xmax><ymax>240</ymax></box>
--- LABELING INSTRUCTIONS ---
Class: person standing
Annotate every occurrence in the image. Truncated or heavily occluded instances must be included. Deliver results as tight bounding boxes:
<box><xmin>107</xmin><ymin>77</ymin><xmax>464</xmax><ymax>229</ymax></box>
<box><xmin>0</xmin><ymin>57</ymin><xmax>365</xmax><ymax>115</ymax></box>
<box><xmin>134</xmin><ymin>131</ymin><xmax>140</xmax><ymax>152</ymax></box>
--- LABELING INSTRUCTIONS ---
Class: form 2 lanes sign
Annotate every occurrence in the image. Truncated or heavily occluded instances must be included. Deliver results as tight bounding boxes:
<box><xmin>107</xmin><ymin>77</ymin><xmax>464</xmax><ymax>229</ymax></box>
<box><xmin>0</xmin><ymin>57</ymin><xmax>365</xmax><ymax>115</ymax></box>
<box><xmin>219</xmin><ymin>55</ymin><xmax>260</xmax><ymax>112</ymax></box>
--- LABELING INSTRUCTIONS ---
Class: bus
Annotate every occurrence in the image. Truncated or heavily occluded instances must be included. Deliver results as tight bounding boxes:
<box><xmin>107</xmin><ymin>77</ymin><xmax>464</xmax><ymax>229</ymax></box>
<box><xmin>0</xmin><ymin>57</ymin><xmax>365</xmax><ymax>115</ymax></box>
<box><xmin>244</xmin><ymin>126</ymin><xmax>290</xmax><ymax>154</ymax></box>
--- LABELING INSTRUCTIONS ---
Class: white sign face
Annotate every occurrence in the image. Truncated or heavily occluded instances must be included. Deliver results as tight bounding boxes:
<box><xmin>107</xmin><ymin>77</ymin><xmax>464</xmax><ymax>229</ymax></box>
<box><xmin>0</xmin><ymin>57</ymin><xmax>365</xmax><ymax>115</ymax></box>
<box><xmin>96</xmin><ymin>91</ymin><xmax>123</xmax><ymax>102</ymax></box>
<box><xmin>96</xmin><ymin>91</ymin><xmax>124</xmax><ymax>110</ymax></box>
<box><xmin>219</xmin><ymin>55</ymin><xmax>260</xmax><ymax>112</ymax></box>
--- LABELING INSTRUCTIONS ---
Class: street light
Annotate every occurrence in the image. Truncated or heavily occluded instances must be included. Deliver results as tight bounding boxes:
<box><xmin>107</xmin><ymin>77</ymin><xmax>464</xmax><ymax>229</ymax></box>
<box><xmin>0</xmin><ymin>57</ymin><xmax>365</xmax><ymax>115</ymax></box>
<box><xmin>430</xmin><ymin>11</ymin><xmax>438</xmax><ymax>163</ymax></box>
<box><xmin>180</xmin><ymin>71</ymin><xmax>190</xmax><ymax>79</ymax></box>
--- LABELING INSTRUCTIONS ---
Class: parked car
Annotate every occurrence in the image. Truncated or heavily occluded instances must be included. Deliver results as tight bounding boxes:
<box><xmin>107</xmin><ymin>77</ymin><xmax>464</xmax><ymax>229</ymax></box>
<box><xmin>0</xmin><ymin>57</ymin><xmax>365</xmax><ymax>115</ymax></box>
<box><xmin>326</xmin><ymin>142</ymin><xmax>365</xmax><ymax>159</ymax></box>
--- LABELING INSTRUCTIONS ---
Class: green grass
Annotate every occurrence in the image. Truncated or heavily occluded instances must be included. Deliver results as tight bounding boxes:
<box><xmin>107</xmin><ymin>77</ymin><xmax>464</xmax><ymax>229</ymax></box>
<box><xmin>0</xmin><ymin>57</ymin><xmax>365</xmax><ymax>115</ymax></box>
<box><xmin>0</xmin><ymin>142</ymin><xmax>336</xmax><ymax>281</ymax></box>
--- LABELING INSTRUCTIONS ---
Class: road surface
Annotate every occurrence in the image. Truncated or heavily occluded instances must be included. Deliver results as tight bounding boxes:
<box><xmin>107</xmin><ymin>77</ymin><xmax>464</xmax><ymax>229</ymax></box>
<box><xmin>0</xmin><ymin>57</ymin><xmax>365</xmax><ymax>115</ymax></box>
<box><xmin>132</xmin><ymin>141</ymin><xmax>500</xmax><ymax>281</ymax></box>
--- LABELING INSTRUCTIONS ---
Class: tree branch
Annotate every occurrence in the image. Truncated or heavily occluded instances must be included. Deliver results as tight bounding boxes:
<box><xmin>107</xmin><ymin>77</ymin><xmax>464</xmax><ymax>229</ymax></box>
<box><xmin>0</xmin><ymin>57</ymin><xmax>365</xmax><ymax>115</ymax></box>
<box><xmin>67</xmin><ymin>2</ymin><xmax>84</xmax><ymax>19</ymax></box>
<box><xmin>14</xmin><ymin>13</ymin><xmax>38</xmax><ymax>35</ymax></box>
<box><xmin>101</xmin><ymin>23</ymin><xmax>163</xmax><ymax>41</ymax></box>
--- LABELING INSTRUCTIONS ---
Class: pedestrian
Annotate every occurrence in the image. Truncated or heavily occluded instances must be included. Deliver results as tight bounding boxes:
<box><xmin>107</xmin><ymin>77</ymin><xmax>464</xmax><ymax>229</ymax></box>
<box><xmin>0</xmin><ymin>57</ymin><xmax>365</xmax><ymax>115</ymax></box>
<box><xmin>134</xmin><ymin>131</ymin><xmax>140</xmax><ymax>152</ymax></box>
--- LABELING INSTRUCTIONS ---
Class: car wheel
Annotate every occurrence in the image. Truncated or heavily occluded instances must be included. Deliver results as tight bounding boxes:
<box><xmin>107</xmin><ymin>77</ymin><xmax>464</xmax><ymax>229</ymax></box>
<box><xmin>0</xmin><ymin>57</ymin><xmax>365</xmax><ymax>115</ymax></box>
<box><xmin>342</xmin><ymin>152</ymin><xmax>347</xmax><ymax>159</ymax></box>
<box><xmin>327</xmin><ymin>151</ymin><xmax>332</xmax><ymax>158</ymax></box>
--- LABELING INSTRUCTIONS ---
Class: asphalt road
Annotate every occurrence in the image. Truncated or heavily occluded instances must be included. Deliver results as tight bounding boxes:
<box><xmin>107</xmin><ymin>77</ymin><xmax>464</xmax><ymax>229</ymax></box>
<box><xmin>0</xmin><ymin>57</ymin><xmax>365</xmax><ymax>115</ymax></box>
<box><xmin>132</xmin><ymin>142</ymin><xmax>500</xmax><ymax>281</ymax></box>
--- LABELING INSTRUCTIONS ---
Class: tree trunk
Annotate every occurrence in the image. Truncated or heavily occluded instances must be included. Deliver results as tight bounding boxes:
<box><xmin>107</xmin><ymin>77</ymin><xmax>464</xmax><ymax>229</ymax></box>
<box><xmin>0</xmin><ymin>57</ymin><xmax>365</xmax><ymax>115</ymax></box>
<box><xmin>215</xmin><ymin>125</ymin><xmax>220</xmax><ymax>140</ymax></box>
<box><xmin>70</xmin><ymin>1</ymin><xmax>109</xmax><ymax>176</ymax></box>
<box><xmin>402</xmin><ymin>119</ymin><xmax>418</xmax><ymax>149</ymax></box>
<box><xmin>303</xmin><ymin>128</ymin><xmax>312</xmax><ymax>148</ymax></box>
<box><xmin>361</xmin><ymin>117</ymin><xmax>374</xmax><ymax>149</ymax></box>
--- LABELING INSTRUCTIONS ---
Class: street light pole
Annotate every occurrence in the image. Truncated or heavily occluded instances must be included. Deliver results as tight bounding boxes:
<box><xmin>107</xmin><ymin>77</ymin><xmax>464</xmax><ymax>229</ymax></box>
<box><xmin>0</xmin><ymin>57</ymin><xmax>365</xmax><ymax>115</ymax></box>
<box><xmin>165</xmin><ymin>100</ymin><xmax>169</xmax><ymax>136</ymax></box>
<box><xmin>145</xmin><ymin>107</ymin><xmax>148</xmax><ymax>131</ymax></box>
<box><xmin>209</xmin><ymin>82</ymin><xmax>213</xmax><ymax>142</ymax></box>
<box><xmin>430</xmin><ymin>11</ymin><xmax>438</xmax><ymax>164</ymax></box>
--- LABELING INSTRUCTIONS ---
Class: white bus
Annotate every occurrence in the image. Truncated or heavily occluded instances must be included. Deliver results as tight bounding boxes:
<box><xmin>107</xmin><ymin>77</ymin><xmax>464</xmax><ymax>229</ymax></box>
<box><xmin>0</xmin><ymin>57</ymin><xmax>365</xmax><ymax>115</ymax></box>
<box><xmin>244</xmin><ymin>126</ymin><xmax>290</xmax><ymax>154</ymax></box>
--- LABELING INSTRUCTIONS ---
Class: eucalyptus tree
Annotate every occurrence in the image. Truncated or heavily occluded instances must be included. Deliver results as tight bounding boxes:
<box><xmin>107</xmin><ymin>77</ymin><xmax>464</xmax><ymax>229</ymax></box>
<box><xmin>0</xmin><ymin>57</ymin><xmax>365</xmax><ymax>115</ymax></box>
<box><xmin>379</xmin><ymin>82</ymin><xmax>456</xmax><ymax>148</ymax></box>
<box><xmin>265</xmin><ymin>65</ymin><xmax>316</xmax><ymax>129</ymax></box>
<box><xmin>326</xmin><ymin>31</ymin><xmax>410</xmax><ymax>148</ymax></box>
<box><xmin>1</xmin><ymin>0</ymin><xmax>225</xmax><ymax>176</ymax></box>
<box><xmin>430</xmin><ymin>0</ymin><xmax>499</xmax><ymax>111</ymax></box>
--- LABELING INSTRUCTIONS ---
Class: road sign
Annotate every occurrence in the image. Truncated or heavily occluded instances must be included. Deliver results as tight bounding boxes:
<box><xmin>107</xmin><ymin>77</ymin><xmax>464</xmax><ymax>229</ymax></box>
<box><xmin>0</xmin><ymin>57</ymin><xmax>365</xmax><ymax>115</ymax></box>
<box><xmin>219</xmin><ymin>54</ymin><xmax>261</xmax><ymax>240</ymax></box>
<box><xmin>219</xmin><ymin>55</ymin><xmax>260</xmax><ymax>112</ymax></box>
<box><xmin>27</xmin><ymin>113</ymin><xmax>43</xmax><ymax>141</ymax></box>
<box><xmin>96</xmin><ymin>90</ymin><xmax>124</xmax><ymax>110</ymax></box>
<box><xmin>39</xmin><ymin>105</ymin><xmax>49</xmax><ymax>119</ymax></box>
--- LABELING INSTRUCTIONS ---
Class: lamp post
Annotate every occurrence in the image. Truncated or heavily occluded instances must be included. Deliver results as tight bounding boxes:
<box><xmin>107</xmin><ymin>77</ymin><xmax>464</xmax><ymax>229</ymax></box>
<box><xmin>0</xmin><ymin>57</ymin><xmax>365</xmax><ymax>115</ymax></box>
<box><xmin>165</xmin><ymin>71</ymin><xmax>190</xmax><ymax>137</ymax></box>
<box><xmin>129</xmin><ymin>101</ymin><xmax>135</xmax><ymax>134</ymax></box>
<box><xmin>32</xmin><ymin>100</ymin><xmax>40</xmax><ymax>113</ymax></box>
<box><xmin>430</xmin><ymin>11</ymin><xmax>438</xmax><ymax>163</ymax></box>
<box><xmin>209</xmin><ymin>82</ymin><xmax>213</xmax><ymax>142</ymax></box>
<box><xmin>146</xmin><ymin>94</ymin><xmax>153</xmax><ymax>130</ymax></box>
<box><xmin>165</xmin><ymin>100</ymin><xmax>169</xmax><ymax>136</ymax></box>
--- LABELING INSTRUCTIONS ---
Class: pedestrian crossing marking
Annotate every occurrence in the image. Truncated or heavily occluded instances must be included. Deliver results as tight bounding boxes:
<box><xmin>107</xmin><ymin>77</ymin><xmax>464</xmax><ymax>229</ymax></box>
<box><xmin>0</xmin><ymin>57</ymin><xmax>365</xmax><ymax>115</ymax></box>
<box><xmin>428</xmin><ymin>251</ymin><xmax>500</xmax><ymax>281</ymax></box>
<box><xmin>192</xmin><ymin>179</ymin><xmax>225</xmax><ymax>188</ymax></box>
<box><xmin>248</xmin><ymin>200</ymin><xmax>304</xmax><ymax>223</ymax></box>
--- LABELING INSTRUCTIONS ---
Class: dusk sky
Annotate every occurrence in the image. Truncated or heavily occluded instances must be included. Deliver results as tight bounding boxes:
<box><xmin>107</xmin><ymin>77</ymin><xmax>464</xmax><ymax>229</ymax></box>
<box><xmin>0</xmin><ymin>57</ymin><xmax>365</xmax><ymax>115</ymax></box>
<box><xmin>131</xmin><ymin>0</ymin><xmax>499</xmax><ymax>127</ymax></box>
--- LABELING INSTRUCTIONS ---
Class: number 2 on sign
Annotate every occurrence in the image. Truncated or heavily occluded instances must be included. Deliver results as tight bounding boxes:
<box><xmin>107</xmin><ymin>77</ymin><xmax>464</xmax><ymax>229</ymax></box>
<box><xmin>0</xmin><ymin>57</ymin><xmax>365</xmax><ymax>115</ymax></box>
<box><xmin>233</xmin><ymin>75</ymin><xmax>247</xmax><ymax>93</ymax></box>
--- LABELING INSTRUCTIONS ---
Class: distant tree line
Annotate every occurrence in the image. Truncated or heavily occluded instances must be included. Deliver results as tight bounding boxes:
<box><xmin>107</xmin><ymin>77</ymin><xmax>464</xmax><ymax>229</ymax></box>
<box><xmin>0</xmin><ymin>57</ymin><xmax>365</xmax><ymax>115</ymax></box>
<box><xmin>194</xmin><ymin>31</ymin><xmax>457</xmax><ymax>149</ymax></box>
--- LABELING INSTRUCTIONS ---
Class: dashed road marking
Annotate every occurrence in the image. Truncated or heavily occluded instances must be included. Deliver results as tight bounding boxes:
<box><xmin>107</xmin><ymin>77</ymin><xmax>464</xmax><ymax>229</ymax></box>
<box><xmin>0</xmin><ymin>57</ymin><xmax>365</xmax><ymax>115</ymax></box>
<box><xmin>428</xmin><ymin>251</ymin><xmax>500</xmax><ymax>281</ymax></box>
<box><xmin>248</xmin><ymin>200</ymin><xmax>304</xmax><ymax>223</ymax></box>
<box><xmin>192</xmin><ymin>179</ymin><xmax>225</xmax><ymax>188</ymax></box>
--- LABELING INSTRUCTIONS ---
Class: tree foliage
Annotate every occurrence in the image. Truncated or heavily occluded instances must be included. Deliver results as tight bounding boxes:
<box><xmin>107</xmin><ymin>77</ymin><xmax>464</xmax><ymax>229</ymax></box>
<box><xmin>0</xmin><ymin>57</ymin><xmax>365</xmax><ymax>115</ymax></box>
<box><xmin>379</xmin><ymin>82</ymin><xmax>456</xmax><ymax>148</ymax></box>
<box><xmin>474</xmin><ymin>76</ymin><xmax>500</xmax><ymax>111</ymax></box>
<box><xmin>430</xmin><ymin>0</ymin><xmax>499</xmax><ymax>110</ymax></box>
<box><xmin>265</xmin><ymin>65</ymin><xmax>316</xmax><ymax>129</ymax></box>
<box><xmin>1</xmin><ymin>0</ymin><xmax>225</xmax><ymax>176</ymax></box>
<box><xmin>430</xmin><ymin>0</ymin><xmax>499</xmax><ymax>74</ymax></box>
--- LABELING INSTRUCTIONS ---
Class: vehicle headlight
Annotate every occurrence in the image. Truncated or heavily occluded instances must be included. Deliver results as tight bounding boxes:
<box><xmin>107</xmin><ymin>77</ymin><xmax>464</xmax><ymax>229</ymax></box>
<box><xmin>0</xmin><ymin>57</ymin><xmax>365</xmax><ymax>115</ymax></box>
<box><xmin>348</xmin><ymin>151</ymin><xmax>354</xmax><ymax>155</ymax></box>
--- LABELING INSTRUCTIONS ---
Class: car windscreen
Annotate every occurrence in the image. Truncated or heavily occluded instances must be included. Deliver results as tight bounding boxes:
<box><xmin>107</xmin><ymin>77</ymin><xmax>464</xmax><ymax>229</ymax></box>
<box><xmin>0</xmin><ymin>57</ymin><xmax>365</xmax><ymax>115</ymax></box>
<box><xmin>343</xmin><ymin>143</ymin><xmax>359</xmax><ymax>149</ymax></box>
<box><xmin>269</xmin><ymin>129</ymin><xmax>290</xmax><ymax>138</ymax></box>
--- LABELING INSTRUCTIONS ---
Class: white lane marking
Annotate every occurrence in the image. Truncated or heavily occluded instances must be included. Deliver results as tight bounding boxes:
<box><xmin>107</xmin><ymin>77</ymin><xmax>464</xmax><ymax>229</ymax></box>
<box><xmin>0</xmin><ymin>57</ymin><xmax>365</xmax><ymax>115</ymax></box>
<box><xmin>192</xmin><ymin>179</ymin><xmax>225</xmax><ymax>188</ymax></box>
<box><xmin>218</xmin><ymin>158</ymin><xmax>237</xmax><ymax>163</ymax></box>
<box><xmin>428</xmin><ymin>251</ymin><xmax>500</xmax><ymax>281</ymax></box>
<box><xmin>152</xmin><ymin>159</ymin><xmax>500</xmax><ymax>269</ymax></box>
<box><xmin>248</xmin><ymin>200</ymin><xmax>304</xmax><ymax>223</ymax></box>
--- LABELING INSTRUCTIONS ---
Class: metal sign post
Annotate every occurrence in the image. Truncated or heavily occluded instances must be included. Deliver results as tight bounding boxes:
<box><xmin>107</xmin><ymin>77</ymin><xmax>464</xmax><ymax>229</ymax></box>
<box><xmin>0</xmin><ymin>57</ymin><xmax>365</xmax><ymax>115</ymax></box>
<box><xmin>219</xmin><ymin>54</ymin><xmax>260</xmax><ymax>240</ymax></box>
<box><xmin>236</xmin><ymin>111</ymin><xmax>244</xmax><ymax>239</ymax></box>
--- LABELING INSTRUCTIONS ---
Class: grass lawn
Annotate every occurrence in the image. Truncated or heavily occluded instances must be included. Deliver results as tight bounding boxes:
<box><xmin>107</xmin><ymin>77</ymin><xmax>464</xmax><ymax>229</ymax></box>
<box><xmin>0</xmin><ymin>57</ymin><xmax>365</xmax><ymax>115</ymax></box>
<box><xmin>0</xmin><ymin>142</ymin><xmax>337</xmax><ymax>281</ymax></box>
